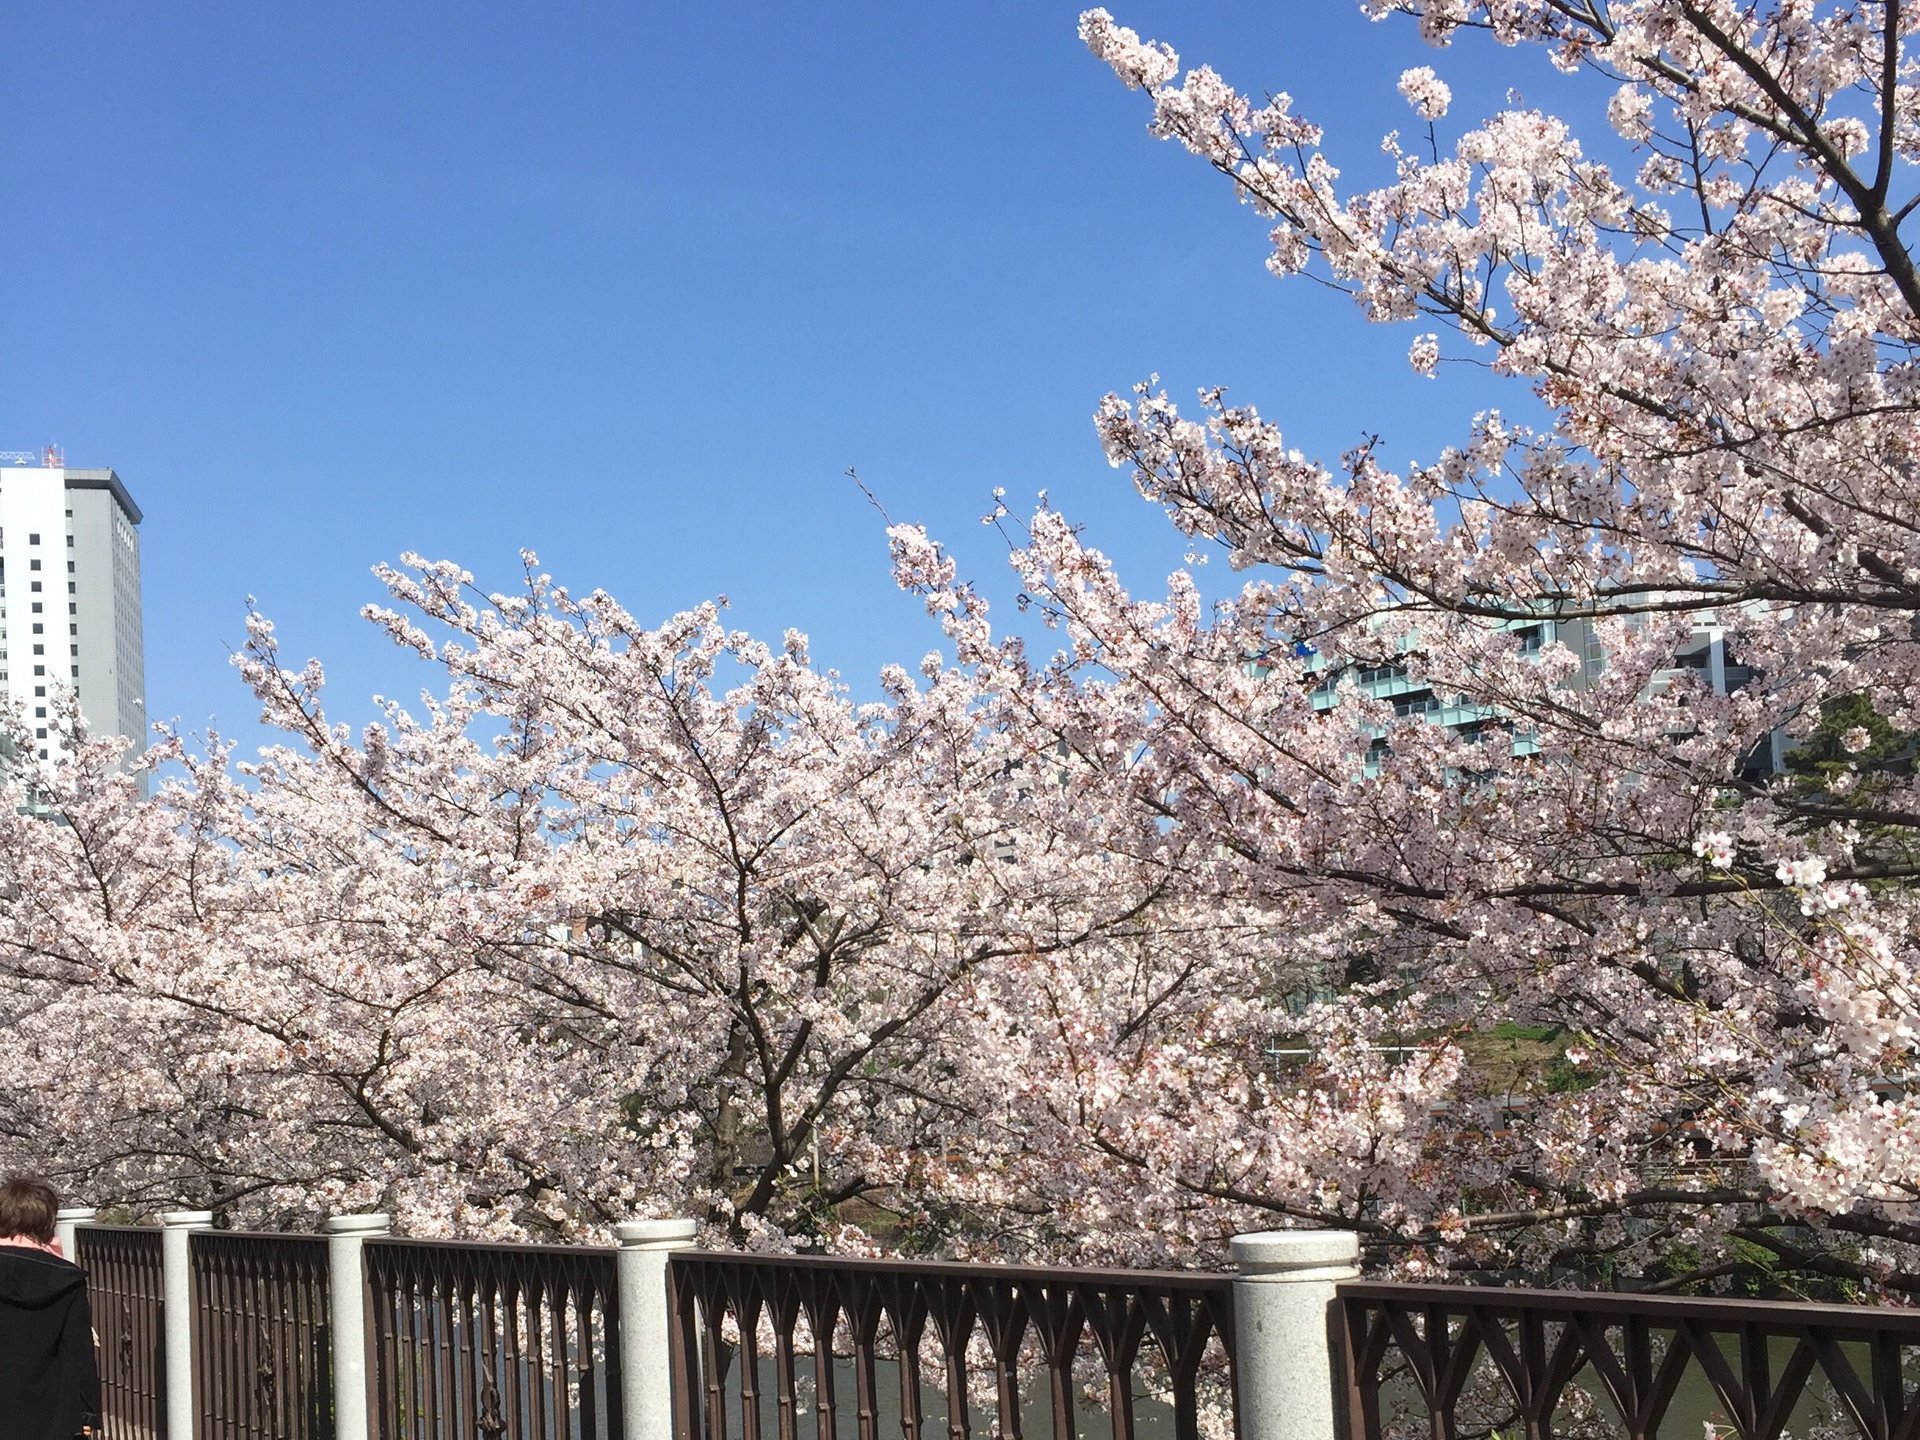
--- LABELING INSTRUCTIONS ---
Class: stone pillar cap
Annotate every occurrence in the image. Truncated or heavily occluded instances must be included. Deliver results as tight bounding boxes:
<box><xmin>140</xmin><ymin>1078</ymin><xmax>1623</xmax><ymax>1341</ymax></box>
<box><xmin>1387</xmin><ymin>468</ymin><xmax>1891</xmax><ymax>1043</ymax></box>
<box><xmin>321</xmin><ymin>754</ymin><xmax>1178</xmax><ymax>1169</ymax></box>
<box><xmin>615</xmin><ymin>1218</ymin><xmax>700</xmax><ymax>1247</ymax></box>
<box><xmin>159</xmin><ymin>1209</ymin><xmax>215</xmax><ymax>1228</ymax></box>
<box><xmin>1230</xmin><ymin>1229</ymin><xmax>1361</xmax><ymax>1272</ymax></box>
<box><xmin>55</xmin><ymin>1207</ymin><xmax>99</xmax><ymax>1219</ymax></box>
<box><xmin>325</xmin><ymin>1212</ymin><xmax>394</xmax><ymax>1236</ymax></box>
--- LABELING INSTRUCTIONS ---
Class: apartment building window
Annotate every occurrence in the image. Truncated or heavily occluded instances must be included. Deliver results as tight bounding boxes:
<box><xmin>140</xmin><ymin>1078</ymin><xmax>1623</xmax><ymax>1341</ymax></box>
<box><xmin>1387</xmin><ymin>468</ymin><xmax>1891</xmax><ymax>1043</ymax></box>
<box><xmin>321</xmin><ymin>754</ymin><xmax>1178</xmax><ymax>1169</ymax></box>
<box><xmin>27</xmin><ymin>533</ymin><xmax>38</xmax><ymax>544</ymax></box>
<box><xmin>28</xmin><ymin>559</ymin><xmax>40</xmax><ymax>571</ymax></box>
<box><xmin>1676</xmin><ymin>644</ymin><xmax>1713</xmax><ymax>670</ymax></box>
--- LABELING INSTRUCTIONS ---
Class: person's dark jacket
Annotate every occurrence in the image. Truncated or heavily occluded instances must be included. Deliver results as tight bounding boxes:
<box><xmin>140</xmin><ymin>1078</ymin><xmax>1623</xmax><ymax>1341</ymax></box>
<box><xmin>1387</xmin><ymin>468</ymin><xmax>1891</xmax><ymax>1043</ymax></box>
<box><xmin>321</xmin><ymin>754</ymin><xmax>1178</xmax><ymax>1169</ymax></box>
<box><xmin>0</xmin><ymin>1245</ymin><xmax>100</xmax><ymax>1439</ymax></box>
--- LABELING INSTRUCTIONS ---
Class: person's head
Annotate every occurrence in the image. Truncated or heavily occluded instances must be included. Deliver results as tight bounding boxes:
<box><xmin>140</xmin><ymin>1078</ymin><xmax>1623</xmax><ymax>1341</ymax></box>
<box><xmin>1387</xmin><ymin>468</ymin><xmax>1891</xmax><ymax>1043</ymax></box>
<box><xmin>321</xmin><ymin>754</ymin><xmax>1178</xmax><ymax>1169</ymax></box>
<box><xmin>0</xmin><ymin>1175</ymin><xmax>59</xmax><ymax>1243</ymax></box>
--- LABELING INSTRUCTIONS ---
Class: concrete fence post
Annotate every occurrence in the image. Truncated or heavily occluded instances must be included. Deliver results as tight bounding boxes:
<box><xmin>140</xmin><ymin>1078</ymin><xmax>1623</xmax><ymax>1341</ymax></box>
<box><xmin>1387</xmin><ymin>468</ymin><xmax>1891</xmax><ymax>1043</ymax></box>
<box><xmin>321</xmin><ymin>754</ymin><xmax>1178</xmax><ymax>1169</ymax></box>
<box><xmin>1230</xmin><ymin>1229</ymin><xmax>1362</xmax><ymax>1440</ymax></box>
<box><xmin>160</xmin><ymin>1209</ymin><xmax>215</xmax><ymax>1440</ymax></box>
<box><xmin>614</xmin><ymin>1218</ymin><xmax>700</xmax><ymax>1440</ymax></box>
<box><xmin>326</xmin><ymin>1213</ymin><xmax>393</xmax><ymax>1440</ymax></box>
<box><xmin>54</xmin><ymin>1205</ymin><xmax>98</xmax><ymax>1260</ymax></box>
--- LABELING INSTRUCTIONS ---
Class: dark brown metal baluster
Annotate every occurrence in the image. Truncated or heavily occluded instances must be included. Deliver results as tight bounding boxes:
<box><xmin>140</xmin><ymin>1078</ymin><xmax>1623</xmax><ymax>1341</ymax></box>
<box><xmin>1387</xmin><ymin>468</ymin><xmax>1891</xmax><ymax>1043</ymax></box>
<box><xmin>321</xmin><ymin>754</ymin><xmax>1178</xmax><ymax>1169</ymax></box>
<box><xmin>367</xmin><ymin>1249</ymin><xmax>390</xmax><ymax>1440</ymax></box>
<box><xmin>395</xmin><ymin>1259</ymin><xmax>415</xmax><ymax>1440</ymax></box>
<box><xmin>557</xmin><ymin>1268</ymin><xmax>576</xmax><ymax>1440</ymax></box>
<box><xmin>881</xmin><ymin>1276</ymin><xmax>929</xmax><ymax>1440</ymax></box>
<box><xmin>504</xmin><ymin>1269</ymin><xmax>527</xmax><ymax>1440</ymax></box>
<box><xmin>530</xmin><ymin>1270</ymin><xmax>554</xmax><ymax>1440</ymax></box>
<box><xmin>1684</xmin><ymin>1318</ymin><xmax>1754</xmax><ymax>1438</ymax></box>
<box><xmin>801</xmin><ymin>1275</ymin><xmax>841</xmax><ymax>1440</ymax></box>
<box><xmin>1471</xmin><ymin>1306</ymin><xmax>1530</xmax><ymax>1438</ymax></box>
<box><xmin>430</xmin><ymin>1263</ymin><xmax>452</xmax><ymax>1440</ymax></box>
<box><xmin>769</xmin><ymin>1268</ymin><xmax>804</xmax><ymax>1440</ymax></box>
<box><xmin>667</xmin><ymin>1259</ymin><xmax>699</xmax><ymax>1440</ymax></box>
<box><xmin>1520</xmin><ymin>1309</ymin><xmax>1548</xmax><ymax>1440</ymax></box>
<box><xmin>1645</xmin><ymin>1321</ymin><xmax>1695</xmax><ymax>1438</ymax></box>
<box><xmin>193</xmin><ymin>1236</ymin><xmax>210</xmax><ymax>1440</ymax></box>
<box><xmin>1022</xmin><ymin>1279</ymin><xmax>1084</xmax><ymax>1440</ymax></box>
<box><xmin>590</xmin><ymin>1276</ymin><xmax>613</xmax><ymax>1440</ymax></box>
<box><xmin>736</xmin><ymin>1268</ymin><xmax>766</xmax><ymax>1440</ymax></box>
<box><xmin>575</xmin><ymin>1270</ymin><xmax>592</xmax><ymax>1440</ymax></box>
<box><xmin>845</xmin><ymin>1273</ymin><xmax>883</xmax><ymax>1440</ymax></box>
<box><xmin>700</xmin><ymin>1265</ymin><xmax>735</xmax><ymax>1440</ymax></box>
<box><xmin>1754</xmin><ymin>1333</ymin><xmax>1816</xmax><ymax>1440</ymax></box>
<box><xmin>922</xmin><ymin>1277</ymin><xmax>974</xmax><ymax>1440</ymax></box>
<box><xmin>1338</xmin><ymin>1298</ymin><xmax>1389</xmax><ymax>1440</ymax></box>
<box><xmin>1869</xmin><ymin>1329</ymin><xmax>1903</xmax><ymax>1440</ymax></box>
<box><xmin>1434</xmin><ymin>1305</ymin><xmax>1476</xmax><ymax>1440</ymax></box>
<box><xmin>1571</xmin><ymin>1313</ymin><xmax>1637</xmax><ymax>1438</ymax></box>
<box><xmin>1080</xmin><ymin>1286</ymin><xmax>1143</xmax><ymax>1440</ymax></box>
<box><xmin>416</xmin><ymin>1259</ymin><xmax>439</xmax><ymax>1440</ymax></box>
<box><xmin>969</xmin><ymin>1279</ymin><xmax>1027</xmax><ymax>1440</ymax></box>
<box><xmin>479</xmin><ymin>1269</ymin><xmax>507</xmax><ymax>1440</ymax></box>
<box><xmin>1741</xmin><ymin>1320</ymin><xmax>1771</xmax><ymax>1440</ymax></box>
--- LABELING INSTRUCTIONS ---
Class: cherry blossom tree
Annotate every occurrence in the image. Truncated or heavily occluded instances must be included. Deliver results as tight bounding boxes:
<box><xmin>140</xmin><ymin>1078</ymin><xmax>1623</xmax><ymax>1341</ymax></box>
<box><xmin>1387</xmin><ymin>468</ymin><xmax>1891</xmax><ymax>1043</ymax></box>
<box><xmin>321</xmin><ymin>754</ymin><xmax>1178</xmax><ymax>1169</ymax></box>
<box><xmin>0</xmin><ymin>558</ymin><xmax>1266</xmax><ymax>1245</ymax></box>
<box><xmin>878</xmin><ymin>0</ymin><xmax>1920</xmax><ymax>1291</ymax></box>
<box><xmin>11</xmin><ymin>2</ymin><xmax>1920</xmax><ymax>1300</ymax></box>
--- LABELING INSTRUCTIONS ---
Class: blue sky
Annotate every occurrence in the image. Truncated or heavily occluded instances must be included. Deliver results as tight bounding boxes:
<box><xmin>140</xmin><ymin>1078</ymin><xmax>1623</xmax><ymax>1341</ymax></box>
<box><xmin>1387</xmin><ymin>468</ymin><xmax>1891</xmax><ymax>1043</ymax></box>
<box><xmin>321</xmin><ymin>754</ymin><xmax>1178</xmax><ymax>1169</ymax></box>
<box><xmin>2</xmin><ymin>3</ymin><xmax>1573</xmax><ymax>748</ymax></box>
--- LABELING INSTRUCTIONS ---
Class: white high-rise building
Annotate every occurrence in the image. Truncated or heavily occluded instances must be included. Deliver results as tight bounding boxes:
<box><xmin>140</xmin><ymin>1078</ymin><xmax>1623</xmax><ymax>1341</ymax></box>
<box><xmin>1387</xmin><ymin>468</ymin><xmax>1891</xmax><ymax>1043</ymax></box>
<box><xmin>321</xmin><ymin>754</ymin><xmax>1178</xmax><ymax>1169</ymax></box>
<box><xmin>0</xmin><ymin>449</ymin><xmax>146</xmax><ymax>769</ymax></box>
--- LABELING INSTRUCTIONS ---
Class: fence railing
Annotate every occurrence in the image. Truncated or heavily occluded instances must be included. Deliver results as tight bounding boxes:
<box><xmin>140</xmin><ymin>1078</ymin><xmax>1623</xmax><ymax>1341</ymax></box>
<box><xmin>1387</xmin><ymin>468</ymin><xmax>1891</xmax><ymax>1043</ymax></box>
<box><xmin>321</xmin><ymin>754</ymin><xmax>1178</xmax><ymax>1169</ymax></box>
<box><xmin>364</xmin><ymin>1236</ymin><xmax>624</xmax><ymax>1440</ymax></box>
<box><xmin>68</xmin><ymin>1216</ymin><xmax>1920</xmax><ymax>1440</ymax></box>
<box><xmin>1339</xmin><ymin>1280</ymin><xmax>1920</xmax><ymax>1440</ymax></box>
<box><xmin>667</xmin><ymin>1251</ymin><xmax>1236</xmax><ymax>1440</ymax></box>
<box><xmin>189</xmin><ymin>1229</ymin><xmax>334</xmax><ymax>1440</ymax></box>
<box><xmin>74</xmin><ymin>1223</ymin><xmax>167</xmax><ymax>1440</ymax></box>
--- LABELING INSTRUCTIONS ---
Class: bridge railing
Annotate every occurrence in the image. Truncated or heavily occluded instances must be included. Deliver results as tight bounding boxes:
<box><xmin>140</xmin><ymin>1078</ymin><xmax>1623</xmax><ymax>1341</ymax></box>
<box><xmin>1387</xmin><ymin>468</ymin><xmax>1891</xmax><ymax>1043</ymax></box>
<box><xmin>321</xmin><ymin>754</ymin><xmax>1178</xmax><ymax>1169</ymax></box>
<box><xmin>64</xmin><ymin>1214</ymin><xmax>1920</xmax><ymax>1440</ymax></box>
<box><xmin>72</xmin><ymin>1223</ymin><xmax>166</xmax><ymax>1440</ymax></box>
<box><xmin>188</xmin><ymin>1229</ymin><xmax>333</xmax><ymax>1440</ymax></box>
<box><xmin>666</xmin><ymin>1250</ymin><xmax>1236</xmax><ymax>1440</ymax></box>
<box><xmin>363</xmin><ymin>1235</ymin><xmax>622</xmax><ymax>1440</ymax></box>
<box><xmin>1339</xmin><ymin>1279</ymin><xmax>1920</xmax><ymax>1440</ymax></box>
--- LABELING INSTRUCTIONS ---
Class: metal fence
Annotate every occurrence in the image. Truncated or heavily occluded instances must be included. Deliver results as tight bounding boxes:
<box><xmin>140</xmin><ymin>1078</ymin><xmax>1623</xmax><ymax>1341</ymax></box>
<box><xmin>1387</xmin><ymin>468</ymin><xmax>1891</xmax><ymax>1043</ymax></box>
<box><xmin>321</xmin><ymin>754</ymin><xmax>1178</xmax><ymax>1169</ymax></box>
<box><xmin>71</xmin><ymin>1218</ymin><xmax>1920</xmax><ymax>1440</ymax></box>
<box><xmin>74</xmin><ymin>1224</ymin><xmax>167</xmax><ymax>1440</ymax></box>
<box><xmin>189</xmin><ymin>1229</ymin><xmax>334</xmax><ymax>1440</ymax></box>
<box><xmin>666</xmin><ymin>1251</ymin><xmax>1238</xmax><ymax>1440</ymax></box>
<box><xmin>1339</xmin><ymin>1280</ymin><xmax>1920</xmax><ymax>1440</ymax></box>
<box><xmin>363</xmin><ymin>1236</ymin><xmax>624</xmax><ymax>1440</ymax></box>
